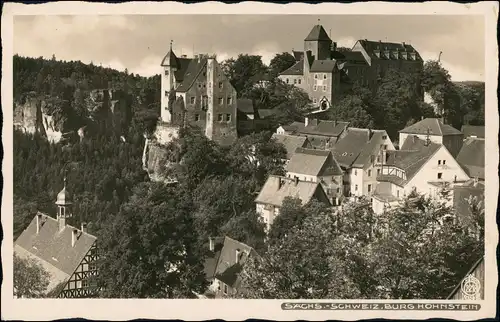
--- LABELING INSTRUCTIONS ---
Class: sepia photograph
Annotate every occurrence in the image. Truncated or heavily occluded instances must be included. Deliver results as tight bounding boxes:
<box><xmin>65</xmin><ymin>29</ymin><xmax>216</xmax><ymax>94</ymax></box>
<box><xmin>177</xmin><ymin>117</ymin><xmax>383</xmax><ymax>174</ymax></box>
<box><xmin>2</xmin><ymin>1</ymin><xmax>498</xmax><ymax>321</ymax></box>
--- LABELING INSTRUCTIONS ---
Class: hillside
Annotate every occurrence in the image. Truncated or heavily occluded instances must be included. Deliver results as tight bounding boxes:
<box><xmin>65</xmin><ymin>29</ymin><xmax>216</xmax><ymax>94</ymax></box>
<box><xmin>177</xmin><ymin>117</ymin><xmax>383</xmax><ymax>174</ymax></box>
<box><xmin>13</xmin><ymin>55</ymin><xmax>161</xmax><ymax>142</ymax></box>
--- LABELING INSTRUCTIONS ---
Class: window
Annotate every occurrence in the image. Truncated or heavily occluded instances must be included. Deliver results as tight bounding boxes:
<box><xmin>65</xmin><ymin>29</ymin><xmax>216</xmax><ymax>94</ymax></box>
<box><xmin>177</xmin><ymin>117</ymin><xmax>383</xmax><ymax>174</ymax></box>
<box><xmin>323</xmin><ymin>85</ymin><xmax>327</xmax><ymax>91</ymax></box>
<box><xmin>323</xmin><ymin>74</ymin><xmax>327</xmax><ymax>79</ymax></box>
<box><xmin>223</xmin><ymin>284</ymin><xmax>228</xmax><ymax>294</ymax></box>
<box><xmin>377</xmin><ymin>155</ymin><xmax>381</xmax><ymax>163</ymax></box>
<box><xmin>202</xmin><ymin>96</ymin><xmax>208</xmax><ymax>109</ymax></box>
<box><xmin>383</xmin><ymin>145</ymin><xmax>387</xmax><ymax>150</ymax></box>
<box><xmin>313</xmin><ymin>85</ymin><xmax>317</xmax><ymax>91</ymax></box>
<box><xmin>286</xmin><ymin>78</ymin><xmax>289</xmax><ymax>84</ymax></box>
<box><xmin>198</xmin><ymin>83</ymin><xmax>202</xmax><ymax>88</ymax></box>
<box><xmin>194</xmin><ymin>114</ymin><xmax>200</xmax><ymax>121</ymax></box>
<box><xmin>190</xmin><ymin>97</ymin><xmax>195</xmax><ymax>104</ymax></box>
<box><xmin>377</xmin><ymin>169</ymin><xmax>381</xmax><ymax>175</ymax></box>
<box><xmin>354</xmin><ymin>170</ymin><xmax>357</xmax><ymax>176</ymax></box>
<box><xmin>437</xmin><ymin>172</ymin><xmax>443</xmax><ymax>179</ymax></box>
<box><xmin>443</xmin><ymin>160</ymin><xmax>446</xmax><ymax>165</ymax></box>
<box><xmin>218</xmin><ymin>114</ymin><xmax>224</xmax><ymax>122</ymax></box>
<box><xmin>226</xmin><ymin>114</ymin><xmax>231</xmax><ymax>122</ymax></box>
<box><xmin>438</xmin><ymin>160</ymin><xmax>441</xmax><ymax>165</ymax></box>
<box><xmin>368</xmin><ymin>184</ymin><xmax>372</xmax><ymax>193</ymax></box>
<box><xmin>298</xmin><ymin>79</ymin><xmax>302</xmax><ymax>84</ymax></box>
<box><xmin>203</xmin><ymin>71</ymin><xmax>206</xmax><ymax>77</ymax></box>
<box><xmin>219</xmin><ymin>82</ymin><xmax>223</xmax><ymax>89</ymax></box>
<box><xmin>165</xmin><ymin>90</ymin><xmax>168</xmax><ymax>97</ymax></box>
<box><xmin>370</xmin><ymin>155</ymin><xmax>375</xmax><ymax>163</ymax></box>
<box><xmin>314</xmin><ymin>74</ymin><xmax>318</xmax><ymax>79</ymax></box>
<box><xmin>294</xmin><ymin>79</ymin><xmax>297</xmax><ymax>84</ymax></box>
<box><xmin>227</xmin><ymin>97</ymin><xmax>232</xmax><ymax>104</ymax></box>
<box><xmin>368</xmin><ymin>170</ymin><xmax>372</xmax><ymax>177</ymax></box>
<box><xmin>397</xmin><ymin>190</ymin><xmax>400</xmax><ymax>198</ymax></box>
<box><xmin>203</xmin><ymin>83</ymin><xmax>206</xmax><ymax>88</ymax></box>
<box><xmin>218</xmin><ymin>97</ymin><xmax>224</xmax><ymax>105</ymax></box>
<box><xmin>355</xmin><ymin>184</ymin><xmax>358</xmax><ymax>191</ymax></box>
<box><xmin>165</xmin><ymin>70</ymin><xmax>170</xmax><ymax>76</ymax></box>
<box><xmin>337</xmin><ymin>188</ymin><xmax>340</xmax><ymax>193</ymax></box>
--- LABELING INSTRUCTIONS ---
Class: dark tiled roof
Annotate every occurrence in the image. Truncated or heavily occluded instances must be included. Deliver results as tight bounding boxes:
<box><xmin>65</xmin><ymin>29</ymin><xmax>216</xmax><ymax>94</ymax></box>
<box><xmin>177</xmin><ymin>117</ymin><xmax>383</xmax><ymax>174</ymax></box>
<box><xmin>330</xmin><ymin>128</ymin><xmax>387</xmax><ymax>168</ymax></box>
<box><xmin>210</xmin><ymin>237</ymin><xmax>257</xmax><ymax>288</ymax></box>
<box><xmin>279</xmin><ymin>59</ymin><xmax>304</xmax><ymax>76</ymax></box>
<box><xmin>332</xmin><ymin>51</ymin><xmax>367</xmax><ymax>64</ymax></box>
<box><xmin>292</xmin><ymin>50</ymin><xmax>304</xmax><ymax>61</ymax></box>
<box><xmin>14</xmin><ymin>212</ymin><xmax>97</xmax><ymax>293</ymax></box>
<box><xmin>286</xmin><ymin>119</ymin><xmax>349</xmax><ymax>137</ymax></box>
<box><xmin>237</xmin><ymin>98</ymin><xmax>254</xmax><ymax>115</ymax></box>
<box><xmin>310</xmin><ymin>60</ymin><xmax>337</xmax><ymax>73</ymax></box>
<box><xmin>257</xmin><ymin>109</ymin><xmax>276</xmax><ymax>119</ymax></box>
<box><xmin>271</xmin><ymin>134</ymin><xmax>310</xmax><ymax>159</ymax></box>
<box><xmin>161</xmin><ymin>49</ymin><xmax>180</xmax><ymax>68</ymax></box>
<box><xmin>281</xmin><ymin>121</ymin><xmax>306</xmax><ymax>132</ymax></box>
<box><xmin>385</xmin><ymin>137</ymin><xmax>441</xmax><ymax>182</ymax></box>
<box><xmin>456</xmin><ymin>138</ymin><xmax>485</xmax><ymax>180</ymax></box>
<box><xmin>174</xmin><ymin>58</ymin><xmax>193</xmax><ymax>83</ymax></box>
<box><xmin>287</xmin><ymin>148</ymin><xmax>343</xmax><ymax>177</ymax></box>
<box><xmin>305</xmin><ymin>25</ymin><xmax>331</xmax><ymax>41</ymax></box>
<box><xmin>176</xmin><ymin>57</ymin><xmax>208</xmax><ymax>92</ymax></box>
<box><xmin>255</xmin><ymin>175</ymin><xmax>324</xmax><ymax>207</ymax></box>
<box><xmin>357</xmin><ymin>39</ymin><xmax>423</xmax><ymax>61</ymax></box>
<box><xmin>400</xmin><ymin>118</ymin><xmax>462</xmax><ymax>136</ymax></box>
<box><xmin>461</xmin><ymin>125</ymin><xmax>485</xmax><ymax>139</ymax></box>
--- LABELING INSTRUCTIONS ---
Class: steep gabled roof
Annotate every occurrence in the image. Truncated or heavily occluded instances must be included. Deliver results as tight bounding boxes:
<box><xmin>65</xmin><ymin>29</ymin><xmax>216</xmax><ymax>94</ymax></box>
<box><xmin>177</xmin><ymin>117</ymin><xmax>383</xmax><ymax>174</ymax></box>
<box><xmin>456</xmin><ymin>138</ymin><xmax>485</xmax><ymax>180</ymax></box>
<box><xmin>255</xmin><ymin>175</ymin><xmax>325</xmax><ymax>207</ymax></box>
<box><xmin>287</xmin><ymin>148</ymin><xmax>343</xmax><ymax>177</ymax></box>
<box><xmin>400</xmin><ymin>118</ymin><xmax>462</xmax><ymax>136</ymax></box>
<box><xmin>161</xmin><ymin>49</ymin><xmax>180</xmax><ymax>68</ymax></box>
<box><xmin>271</xmin><ymin>134</ymin><xmax>310</xmax><ymax>159</ymax></box>
<box><xmin>284</xmin><ymin>119</ymin><xmax>349</xmax><ymax>137</ymax></box>
<box><xmin>213</xmin><ymin>237</ymin><xmax>257</xmax><ymax>288</ymax></box>
<box><xmin>292</xmin><ymin>50</ymin><xmax>304</xmax><ymax>61</ymax></box>
<box><xmin>175</xmin><ymin>57</ymin><xmax>208</xmax><ymax>92</ymax></box>
<box><xmin>305</xmin><ymin>25</ymin><xmax>331</xmax><ymax>41</ymax></box>
<box><xmin>383</xmin><ymin>137</ymin><xmax>441</xmax><ymax>183</ymax></box>
<box><xmin>14</xmin><ymin>212</ymin><xmax>97</xmax><ymax>294</ymax></box>
<box><xmin>310</xmin><ymin>59</ymin><xmax>337</xmax><ymax>73</ymax></box>
<box><xmin>279</xmin><ymin>59</ymin><xmax>304</xmax><ymax>76</ymax></box>
<box><xmin>237</xmin><ymin>98</ymin><xmax>254</xmax><ymax>115</ymax></box>
<box><xmin>461</xmin><ymin>125</ymin><xmax>485</xmax><ymax>139</ymax></box>
<box><xmin>357</xmin><ymin>39</ymin><xmax>423</xmax><ymax>61</ymax></box>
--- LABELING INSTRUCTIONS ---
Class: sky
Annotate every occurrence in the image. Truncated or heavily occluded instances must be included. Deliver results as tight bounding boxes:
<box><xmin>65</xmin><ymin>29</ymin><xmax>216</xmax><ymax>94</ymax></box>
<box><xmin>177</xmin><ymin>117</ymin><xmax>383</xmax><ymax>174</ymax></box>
<box><xmin>13</xmin><ymin>14</ymin><xmax>485</xmax><ymax>82</ymax></box>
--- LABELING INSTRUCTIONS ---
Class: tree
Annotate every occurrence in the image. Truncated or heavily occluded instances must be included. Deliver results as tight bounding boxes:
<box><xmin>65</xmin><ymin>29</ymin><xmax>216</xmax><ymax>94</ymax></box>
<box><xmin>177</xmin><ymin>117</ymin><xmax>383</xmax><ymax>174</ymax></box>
<box><xmin>97</xmin><ymin>182</ymin><xmax>208</xmax><ymax>298</ymax></box>
<box><xmin>221</xmin><ymin>54</ymin><xmax>268</xmax><ymax>98</ymax></box>
<box><xmin>14</xmin><ymin>254</ymin><xmax>50</xmax><ymax>298</ymax></box>
<box><xmin>237</xmin><ymin>209</ymin><xmax>360</xmax><ymax>299</ymax></box>
<box><xmin>220</xmin><ymin>209</ymin><xmax>267</xmax><ymax>253</ymax></box>
<box><xmin>328</xmin><ymin>93</ymin><xmax>375</xmax><ymax>128</ymax></box>
<box><xmin>268</xmin><ymin>52</ymin><xmax>296</xmax><ymax>78</ymax></box>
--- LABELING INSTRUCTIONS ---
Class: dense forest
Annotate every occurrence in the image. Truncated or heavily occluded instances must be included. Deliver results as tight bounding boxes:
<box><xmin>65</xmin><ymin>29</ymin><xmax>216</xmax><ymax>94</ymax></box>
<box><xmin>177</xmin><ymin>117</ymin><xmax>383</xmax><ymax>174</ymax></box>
<box><xmin>13</xmin><ymin>53</ymin><xmax>485</xmax><ymax>299</ymax></box>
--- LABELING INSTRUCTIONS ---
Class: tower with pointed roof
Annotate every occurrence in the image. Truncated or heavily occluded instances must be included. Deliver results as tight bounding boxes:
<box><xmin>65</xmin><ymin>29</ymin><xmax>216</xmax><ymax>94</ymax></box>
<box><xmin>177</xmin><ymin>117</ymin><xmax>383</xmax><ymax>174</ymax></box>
<box><xmin>55</xmin><ymin>176</ymin><xmax>73</xmax><ymax>231</ymax></box>
<box><xmin>160</xmin><ymin>40</ymin><xmax>179</xmax><ymax>123</ymax></box>
<box><xmin>304</xmin><ymin>23</ymin><xmax>333</xmax><ymax>62</ymax></box>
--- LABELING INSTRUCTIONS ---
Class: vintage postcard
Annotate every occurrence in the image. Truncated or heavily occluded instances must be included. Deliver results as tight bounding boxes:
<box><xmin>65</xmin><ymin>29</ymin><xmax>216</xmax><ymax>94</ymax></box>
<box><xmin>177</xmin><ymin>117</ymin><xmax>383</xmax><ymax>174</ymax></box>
<box><xmin>1</xmin><ymin>1</ymin><xmax>498</xmax><ymax>321</ymax></box>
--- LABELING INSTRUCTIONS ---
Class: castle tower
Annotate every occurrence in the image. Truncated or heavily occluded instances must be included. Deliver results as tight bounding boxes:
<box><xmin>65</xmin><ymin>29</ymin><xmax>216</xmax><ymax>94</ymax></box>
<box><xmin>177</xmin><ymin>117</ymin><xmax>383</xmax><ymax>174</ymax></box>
<box><xmin>160</xmin><ymin>40</ymin><xmax>180</xmax><ymax>123</ymax></box>
<box><xmin>304</xmin><ymin>23</ymin><xmax>333</xmax><ymax>61</ymax></box>
<box><xmin>55</xmin><ymin>176</ymin><xmax>73</xmax><ymax>231</ymax></box>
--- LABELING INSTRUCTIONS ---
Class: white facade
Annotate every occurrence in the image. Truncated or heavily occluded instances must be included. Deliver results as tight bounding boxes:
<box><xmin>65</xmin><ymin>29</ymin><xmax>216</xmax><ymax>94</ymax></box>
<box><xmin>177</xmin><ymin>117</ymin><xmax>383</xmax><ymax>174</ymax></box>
<box><xmin>256</xmin><ymin>203</ymin><xmax>280</xmax><ymax>232</ymax></box>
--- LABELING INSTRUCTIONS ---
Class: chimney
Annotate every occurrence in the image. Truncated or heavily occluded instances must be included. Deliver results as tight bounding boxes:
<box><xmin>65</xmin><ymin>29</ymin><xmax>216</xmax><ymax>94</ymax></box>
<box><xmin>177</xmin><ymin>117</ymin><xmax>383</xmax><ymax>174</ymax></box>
<box><xmin>209</xmin><ymin>237</ymin><xmax>214</xmax><ymax>252</ymax></box>
<box><xmin>294</xmin><ymin>176</ymin><xmax>299</xmax><ymax>185</ymax></box>
<box><xmin>235</xmin><ymin>249</ymin><xmax>241</xmax><ymax>264</ymax></box>
<box><xmin>402</xmin><ymin>41</ymin><xmax>406</xmax><ymax>46</ymax></box>
<box><xmin>81</xmin><ymin>222</ymin><xmax>87</xmax><ymax>233</ymax></box>
<box><xmin>332</xmin><ymin>42</ymin><xmax>337</xmax><ymax>52</ymax></box>
<box><xmin>305</xmin><ymin>117</ymin><xmax>309</xmax><ymax>127</ymax></box>
<box><xmin>36</xmin><ymin>213</ymin><xmax>42</xmax><ymax>234</ymax></box>
<box><xmin>368</xmin><ymin>128</ymin><xmax>373</xmax><ymax>140</ymax></box>
<box><xmin>71</xmin><ymin>229</ymin><xmax>78</xmax><ymax>247</ymax></box>
<box><xmin>59</xmin><ymin>216</ymin><xmax>66</xmax><ymax>232</ymax></box>
<box><xmin>278</xmin><ymin>177</ymin><xmax>284</xmax><ymax>190</ymax></box>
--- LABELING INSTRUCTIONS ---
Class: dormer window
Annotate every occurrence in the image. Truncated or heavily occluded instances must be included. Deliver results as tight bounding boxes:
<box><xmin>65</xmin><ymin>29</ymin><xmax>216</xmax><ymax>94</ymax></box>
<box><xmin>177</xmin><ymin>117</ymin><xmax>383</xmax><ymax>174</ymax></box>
<box><xmin>374</xmin><ymin>50</ymin><xmax>380</xmax><ymax>58</ymax></box>
<box><xmin>410</xmin><ymin>52</ymin><xmax>416</xmax><ymax>60</ymax></box>
<box><xmin>402</xmin><ymin>52</ymin><xmax>408</xmax><ymax>60</ymax></box>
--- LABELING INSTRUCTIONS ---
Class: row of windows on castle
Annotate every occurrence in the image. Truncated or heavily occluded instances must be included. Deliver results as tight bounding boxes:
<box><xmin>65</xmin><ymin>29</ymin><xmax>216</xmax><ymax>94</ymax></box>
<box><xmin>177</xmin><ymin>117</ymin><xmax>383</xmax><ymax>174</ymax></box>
<box><xmin>172</xmin><ymin>112</ymin><xmax>232</xmax><ymax>123</ymax></box>
<box><xmin>164</xmin><ymin>91</ymin><xmax>234</xmax><ymax>106</ymax></box>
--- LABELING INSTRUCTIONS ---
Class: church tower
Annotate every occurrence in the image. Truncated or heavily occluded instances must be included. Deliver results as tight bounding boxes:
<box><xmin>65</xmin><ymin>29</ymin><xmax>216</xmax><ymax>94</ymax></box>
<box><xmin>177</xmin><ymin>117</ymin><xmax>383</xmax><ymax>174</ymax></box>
<box><xmin>304</xmin><ymin>23</ymin><xmax>333</xmax><ymax>61</ymax></box>
<box><xmin>160</xmin><ymin>40</ymin><xmax>180</xmax><ymax>123</ymax></box>
<box><xmin>55</xmin><ymin>176</ymin><xmax>73</xmax><ymax>231</ymax></box>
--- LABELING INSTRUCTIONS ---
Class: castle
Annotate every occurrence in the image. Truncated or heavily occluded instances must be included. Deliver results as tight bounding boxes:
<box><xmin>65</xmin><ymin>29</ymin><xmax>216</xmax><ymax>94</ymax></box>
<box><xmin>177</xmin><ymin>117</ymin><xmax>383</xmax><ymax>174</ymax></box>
<box><xmin>159</xmin><ymin>41</ymin><xmax>238</xmax><ymax>146</ymax></box>
<box><xmin>279</xmin><ymin>24</ymin><xmax>424</xmax><ymax>112</ymax></box>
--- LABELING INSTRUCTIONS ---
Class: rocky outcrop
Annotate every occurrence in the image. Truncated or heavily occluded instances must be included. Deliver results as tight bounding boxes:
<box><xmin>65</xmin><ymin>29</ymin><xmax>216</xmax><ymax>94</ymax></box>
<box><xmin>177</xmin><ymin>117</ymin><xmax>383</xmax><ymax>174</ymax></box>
<box><xmin>142</xmin><ymin>123</ymin><xmax>181</xmax><ymax>183</ymax></box>
<box><xmin>14</xmin><ymin>89</ymin><xmax>132</xmax><ymax>144</ymax></box>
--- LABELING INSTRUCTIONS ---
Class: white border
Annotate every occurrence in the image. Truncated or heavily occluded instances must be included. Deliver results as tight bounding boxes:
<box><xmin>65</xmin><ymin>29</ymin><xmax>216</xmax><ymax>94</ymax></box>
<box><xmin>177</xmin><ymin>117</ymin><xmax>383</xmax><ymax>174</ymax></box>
<box><xmin>2</xmin><ymin>2</ymin><xmax>498</xmax><ymax>321</ymax></box>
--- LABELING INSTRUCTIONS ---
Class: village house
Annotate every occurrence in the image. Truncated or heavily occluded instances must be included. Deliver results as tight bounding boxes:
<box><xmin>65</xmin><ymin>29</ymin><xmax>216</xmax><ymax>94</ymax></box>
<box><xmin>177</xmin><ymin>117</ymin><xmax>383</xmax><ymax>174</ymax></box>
<box><xmin>271</xmin><ymin>133</ymin><xmax>312</xmax><ymax>163</ymax></box>
<box><xmin>329</xmin><ymin>127</ymin><xmax>395</xmax><ymax>198</ymax></box>
<box><xmin>456</xmin><ymin>137</ymin><xmax>485</xmax><ymax>182</ymax></box>
<box><xmin>279</xmin><ymin>24</ymin><xmax>424</xmax><ymax>110</ymax></box>
<box><xmin>255</xmin><ymin>175</ymin><xmax>331</xmax><ymax>231</ymax></box>
<box><xmin>276</xmin><ymin>117</ymin><xmax>350</xmax><ymax>149</ymax></box>
<box><xmin>14</xmin><ymin>179</ymin><xmax>99</xmax><ymax>298</ymax></box>
<box><xmin>461</xmin><ymin>125</ymin><xmax>485</xmax><ymax>139</ymax></box>
<box><xmin>399</xmin><ymin>118</ymin><xmax>464</xmax><ymax>157</ymax></box>
<box><xmin>159</xmin><ymin>41</ymin><xmax>238</xmax><ymax>147</ymax></box>
<box><xmin>203</xmin><ymin>236</ymin><xmax>258</xmax><ymax>298</ymax></box>
<box><xmin>372</xmin><ymin>136</ymin><xmax>470</xmax><ymax>214</ymax></box>
<box><xmin>286</xmin><ymin>148</ymin><xmax>344</xmax><ymax>206</ymax></box>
